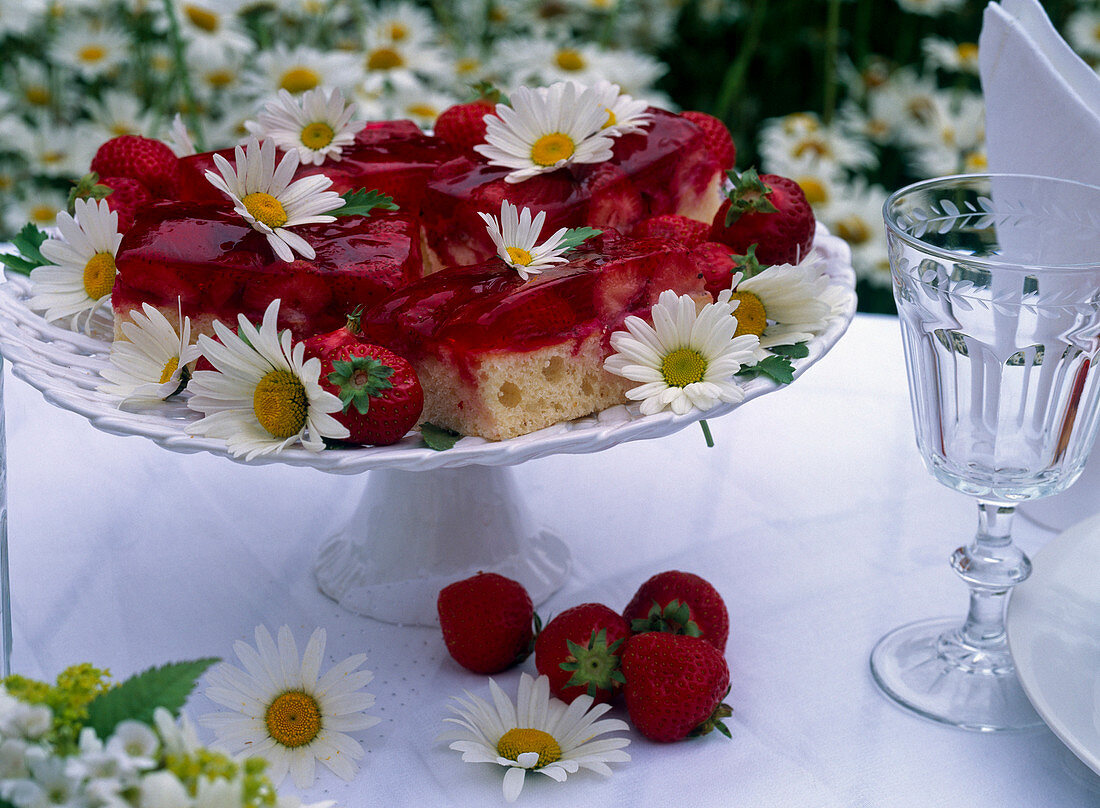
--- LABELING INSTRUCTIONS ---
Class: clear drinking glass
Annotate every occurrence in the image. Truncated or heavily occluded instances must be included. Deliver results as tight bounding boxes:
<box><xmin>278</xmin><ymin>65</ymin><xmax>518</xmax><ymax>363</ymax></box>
<box><xmin>876</xmin><ymin>173</ymin><xmax>1100</xmax><ymax>732</ymax></box>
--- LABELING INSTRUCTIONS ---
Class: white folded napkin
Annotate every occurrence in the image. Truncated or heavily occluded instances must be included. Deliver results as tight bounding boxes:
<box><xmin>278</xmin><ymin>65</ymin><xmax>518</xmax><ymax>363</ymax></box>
<box><xmin>979</xmin><ymin>0</ymin><xmax>1100</xmax><ymax>530</ymax></box>
<box><xmin>980</xmin><ymin>0</ymin><xmax>1100</xmax><ymax>183</ymax></box>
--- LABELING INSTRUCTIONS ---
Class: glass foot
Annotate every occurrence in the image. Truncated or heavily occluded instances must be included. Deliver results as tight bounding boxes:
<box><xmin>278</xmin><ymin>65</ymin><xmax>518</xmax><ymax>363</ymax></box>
<box><xmin>870</xmin><ymin>616</ymin><xmax>1044</xmax><ymax>732</ymax></box>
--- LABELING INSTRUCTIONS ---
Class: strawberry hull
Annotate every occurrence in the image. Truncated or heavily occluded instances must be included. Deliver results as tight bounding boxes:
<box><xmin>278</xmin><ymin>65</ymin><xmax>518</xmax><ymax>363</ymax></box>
<box><xmin>420</xmin><ymin>109</ymin><xmax>723</xmax><ymax>271</ymax></box>
<box><xmin>176</xmin><ymin>120</ymin><xmax>455</xmax><ymax>214</ymax></box>
<box><xmin>113</xmin><ymin>201</ymin><xmax>422</xmax><ymax>341</ymax></box>
<box><xmin>359</xmin><ymin>231</ymin><xmax>706</xmax><ymax>440</ymax></box>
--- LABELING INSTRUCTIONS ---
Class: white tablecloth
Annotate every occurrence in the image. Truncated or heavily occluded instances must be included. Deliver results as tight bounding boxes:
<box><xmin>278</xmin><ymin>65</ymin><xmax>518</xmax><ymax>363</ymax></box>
<box><xmin>6</xmin><ymin>313</ymin><xmax>1099</xmax><ymax>807</ymax></box>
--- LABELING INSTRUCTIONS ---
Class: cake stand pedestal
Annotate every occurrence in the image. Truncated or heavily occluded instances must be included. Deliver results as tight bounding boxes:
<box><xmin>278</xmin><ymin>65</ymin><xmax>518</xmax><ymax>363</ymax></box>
<box><xmin>311</xmin><ymin>464</ymin><xmax>569</xmax><ymax>626</ymax></box>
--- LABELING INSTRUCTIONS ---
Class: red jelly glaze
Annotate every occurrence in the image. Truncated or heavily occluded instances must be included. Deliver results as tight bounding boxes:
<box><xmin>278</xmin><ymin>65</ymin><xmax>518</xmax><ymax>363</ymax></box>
<box><xmin>420</xmin><ymin>109</ymin><xmax>720</xmax><ymax>268</ymax></box>
<box><xmin>113</xmin><ymin>200</ymin><xmax>422</xmax><ymax>340</ymax></box>
<box><xmin>359</xmin><ymin>230</ymin><xmax>705</xmax><ymax>383</ymax></box>
<box><xmin>175</xmin><ymin>120</ymin><xmax>456</xmax><ymax>214</ymax></box>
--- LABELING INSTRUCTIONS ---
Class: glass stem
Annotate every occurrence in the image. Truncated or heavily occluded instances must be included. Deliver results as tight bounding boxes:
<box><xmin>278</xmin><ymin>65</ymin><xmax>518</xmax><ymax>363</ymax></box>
<box><xmin>951</xmin><ymin>501</ymin><xmax>1032</xmax><ymax>650</ymax></box>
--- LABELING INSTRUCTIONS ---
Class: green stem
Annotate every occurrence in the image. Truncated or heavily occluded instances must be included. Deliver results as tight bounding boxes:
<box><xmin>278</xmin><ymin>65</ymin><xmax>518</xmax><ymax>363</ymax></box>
<box><xmin>160</xmin><ymin>0</ymin><xmax>204</xmax><ymax>151</ymax></box>
<box><xmin>714</xmin><ymin>0</ymin><xmax>768</xmax><ymax>123</ymax></box>
<box><xmin>854</xmin><ymin>0</ymin><xmax>873</xmax><ymax>68</ymax></box>
<box><xmin>699</xmin><ymin>419</ymin><xmax>715</xmax><ymax>448</ymax></box>
<box><xmin>822</xmin><ymin>0</ymin><xmax>842</xmax><ymax>124</ymax></box>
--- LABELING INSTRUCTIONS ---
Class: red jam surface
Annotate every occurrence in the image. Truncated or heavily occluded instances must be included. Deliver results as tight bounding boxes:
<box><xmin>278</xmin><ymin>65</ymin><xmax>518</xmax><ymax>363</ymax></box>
<box><xmin>175</xmin><ymin>120</ymin><xmax>455</xmax><ymax>214</ymax></box>
<box><xmin>420</xmin><ymin>109</ymin><xmax>719</xmax><ymax>268</ymax></box>
<box><xmin>113</xmin><ymin>201</ymin><xmax>422</xmax><ymax>339</ymax></box>
<box><xmin>360</xmin><ymin>231</ymin><xmax>705</xmax><ymax>381</ymax></box>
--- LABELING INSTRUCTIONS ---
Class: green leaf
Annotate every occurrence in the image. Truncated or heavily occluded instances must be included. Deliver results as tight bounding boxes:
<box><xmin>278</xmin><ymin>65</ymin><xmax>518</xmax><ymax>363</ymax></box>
<box><xmin>85</xmin><ymin>658</ymin><xmax>218</xmax><ymax>739</ymax></box>
<box><xmin>67</xmin><ymin>172</ymin><xmax>114</xmax><ymax>210</ymax></box>
<box><xmin>0</xmin><ymin>223</ymin><xmax>50</xmax><ymax>276</ymax></box>
<box><xmin>421</xmin><ymin>422</ymin><xmax>462</xmax><ymax>451</ymax></box>
<box><xmin>334</xmin><ymin>188</ymin><xmax>399</xmax><ymax>218</ymax></box>
<box><xmin>769</xmin><ymin>342</ymin><xmax>809</xmax><ymax>359</ymax></box>
<box><xmin>737</xmin><ymin>354</ymin><xmax>795</xmax><ymax>385</ymax></box>
<box><xmin>557</xmin><ymin>227</ymin><xmax>602</xmax><ymax>252</ymax></box>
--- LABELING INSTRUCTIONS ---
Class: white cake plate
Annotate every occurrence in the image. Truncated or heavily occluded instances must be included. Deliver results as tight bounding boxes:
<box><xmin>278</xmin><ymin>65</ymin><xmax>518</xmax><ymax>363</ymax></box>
<box><xmin>0</xmin><ymin>227</ymin><xmax>856</xmax><ymax>625</ymax></box>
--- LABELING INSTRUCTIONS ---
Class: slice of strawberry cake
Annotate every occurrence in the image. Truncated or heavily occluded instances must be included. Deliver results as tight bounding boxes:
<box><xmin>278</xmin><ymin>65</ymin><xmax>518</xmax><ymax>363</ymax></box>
<box><xmin>359</xmin><ymin>229</ymin><xmax>708</xmax><ymax>440</ymax></box>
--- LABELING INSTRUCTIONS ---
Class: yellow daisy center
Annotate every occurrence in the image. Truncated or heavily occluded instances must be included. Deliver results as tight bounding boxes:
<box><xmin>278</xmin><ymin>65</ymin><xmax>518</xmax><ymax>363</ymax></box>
<box><xmin>957</xmin><ymin>42</ymin><xmax>978</xmax><ymax>62</ymax></box>
<box><xmin>602</xmin><ymin>108</ymin><xmax>617</xmax><ymax>129</ymax></box>
<box><xmin>300</xmin><ymin>121</ymin><xmax>335</xmax><ymax>150</ymax></box>
<box><xmin>265</xmin><ymin>691</ymin><xmax>322</xmax><ymax>748</ymax></box>
<box><xmin>78</xmin><ymin>45</ymin><xmax>107</xmax><ymax>64</ymax></box>
<box><xmin>159</xmin><ymin>356</ymin><xmax>180</xmax><ymax>385</ymax></box>
<box><xmin>661</xmin><ymin>347</ymin><xmax>707</xmax><ymax>388</ymax></box>
<box><xmin>835</xmin><ymin>216</ymin><xmax>871</xmax><ymax>246</ymax></box>
<box><xmin>40</xmin><ymin>150</ymin><xmax>66</xmax><ymax>166</ymax></box>
<box><xmin>184</xmin><ymin>4</ymin><xmax>220</xmax><ymax>32</ymax></box>
<box><xmin>730</xmin><ymin>291</ymin><xmax>767</xmax><ymax>338</ymax></box>
<box><xmin>793</xmin><ymin>138</ymin><xmax>830</xmax><ymax>160</ymax></box>
<box><xmin>407</xmin><ymin>103</ymin><xmax>439</xmax><ymax>120</ymax></box>
<box><xmin>205</xmin><ymin>69</ymin><xmax>235</xmax><ymax>88</ymax></box>
<box><xmin>279</xmin><ymin>67</ymin><xmax>321</xmax><ymax>94</ymax></box>
<box><xmin>253</xmin><ymin>369</ymin><xmax>308</xmax><ymax>439</ymax></box>
<box><xmin>242</xmin><ymin>192</ymin><xmax>288</xmax><ymax>229</ymax></box>
<box><xmin>367</xmin><ymin>47</ymin><xmax>404</xmax><ymax>71</ymax></box>
<box><xmin>83</xmin><ymin>252</ymin><xmax>116</xmax><ymax>300</ymax></box>
<box><xmin>530</xmin><ymin>133</ymin><xmax>575</xmax><ymax>167</ymax></box>
<box><xmin>29</xmin><ymin>205</ymin><xmax>57</xmax><ymax>225</ymax></box>
<box><xmin>388</xmin><ymin>21</ymin><xmax>408</xmax><ymax>41</ymax></box>
<box><xmin>456</xmin><ymin>57</ymin><xmax>480</xmax><ymax>75</ymax></box>
<box><xmin>496</xmin><ymin>728</ymin><xmax>562</xmax><ymax>767</ymax></box>
<box><xmin>965</xmin><ymin>151</ymin><xmax>988</xmax><ymax>171</ymax></box>
<box><xmin>555</xmin><ymin>49</ymin><xmax>586</xmax><ymax>72</ymax></box>
<box><xmin>25</xmin><ymin>86</ymin><xmax>51</xmax><ymax>106</ymax></box>
<box><xmin>506</xmin><ymin>247</ymin><xmax>533</xmax><ymax>266</ymax></box>
<box><xmin>796</xmin><ymin>176</ymin><xmax>828</xmax><ymax>206</ymax></box>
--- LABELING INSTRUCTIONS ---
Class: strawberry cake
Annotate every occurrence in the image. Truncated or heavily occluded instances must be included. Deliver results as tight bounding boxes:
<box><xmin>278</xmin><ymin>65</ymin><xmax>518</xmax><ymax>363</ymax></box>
<box><xmin>113</xmin><ymin>203</ymin><xmax>422</xmax><ymax>341</ymax></box>
<box><xmin>359</xmin><ymin>231</ymin><xmax>708</xmax><ymax>441</ymax></box>
<box><xmin>420</xmin><ymin>108</ymin><xmax>724</xmax><ymax>273</ymax></box>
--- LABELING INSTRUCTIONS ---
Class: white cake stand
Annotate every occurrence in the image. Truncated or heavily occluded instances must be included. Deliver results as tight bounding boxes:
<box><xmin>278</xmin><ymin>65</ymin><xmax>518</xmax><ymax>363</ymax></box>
<box><xmin>0</xmin><ymin>228</ymin><xmax>857</xmax><ymax>626</ymax></box>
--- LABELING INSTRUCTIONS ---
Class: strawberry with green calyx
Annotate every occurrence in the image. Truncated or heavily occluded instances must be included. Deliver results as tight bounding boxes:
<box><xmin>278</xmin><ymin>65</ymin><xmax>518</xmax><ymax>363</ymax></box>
<box><xmin>623</xmin><ymin>570</ymin><xmax>729</xmax><ymax>653</ymax></box>
<box><xmin>711</xmin><ymin>167</ymin><xmax>815</xmax><ymax>266</ymax></box>
<box><xmin>620</xmin><ymin>632</ymin><xmax>733</xmax><ymax>743</ymax></box>
<box><xmin>437</xmin><ymin>572</ymin><xmax>540</xmax><ymax>674</ymax></box>
<box><xmin>534</xmin><ymin>603</ymin><xmax>631</xmax><ymax>704</ymax></box>
<box><xmin>303</xmin><ymin>312</ymin><xmax>423</xmax><ymax>446</ymax></box>
<box><xmin>68</xmin><ymin>172</ymin><xmax>153</xmax><ymax>233</ymax></box>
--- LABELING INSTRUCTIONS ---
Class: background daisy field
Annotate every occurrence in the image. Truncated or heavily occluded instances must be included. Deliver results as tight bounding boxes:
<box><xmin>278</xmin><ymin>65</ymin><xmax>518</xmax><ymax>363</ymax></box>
<box><xmin>0</xmin><ymin>0</ymin><xmax>1094</xmax><ymax>313</ymax></box>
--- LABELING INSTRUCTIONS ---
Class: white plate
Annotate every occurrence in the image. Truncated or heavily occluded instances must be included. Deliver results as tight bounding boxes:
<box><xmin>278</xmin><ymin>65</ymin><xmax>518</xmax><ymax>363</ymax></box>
<box><xmin>0</xmin><ymin>227</ymin><xmax>857</xmax><ymax>474</ymax></box>
<box><xmin>1007</xmin><ymin>512</ymin><xmax>1100</xmax><ymax>773</ymax></box>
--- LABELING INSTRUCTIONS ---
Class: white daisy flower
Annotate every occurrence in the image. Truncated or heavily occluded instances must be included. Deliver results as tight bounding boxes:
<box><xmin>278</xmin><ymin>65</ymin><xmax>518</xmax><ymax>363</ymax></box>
<box><xmin>385</xmin><ymin>84</ymin><xmax>454</xmax><ymax>129</ymax></box>
<box><xmin>758</xmin><ymin>111</ymin><xmax>877</xmax><ymax>174</ymax></box>
<box><xmin>1067</xmin><ymin>9</ymin><xmax>1100</xmax><ymax>60</ymax></box>
<box><xmin>166</xmin><ymin>113</ymin><xmax>197</xmax><ymax>157</ymax></box>
<box><xmin>584</xmin><ymin>80</ymin><xmax>651</xmax><ymax>137</ymax></box>
<box><xmin>200</xmin><ymin>625</ymin><xmax>379</xmax><ymax>788</ymax></box>
<box><xmin>49</xmin><ymin>19</ymin><xmax>128</xmax><ymax>79</ymax></box>
<box><xmin>186</xmin><ymin>299</ymin><xmax>348</xmax><ymax>457</ymax></box>
<box><xmin>921</xmin><ymin>36</ymin><xmax>980</xmax><ymax>75</ymax></box>
<box><xmin>604</xmin><ymin>289</ymin><xmax>759</xmax><ymax>416</ymax></box>
<box><xmin>440</xmin><ymin>673</ymin><xmax>630</xmax><ymax>804</ymax></box>
<box><xmin>820</xmin><ymin>178</ymin><xmax>892</xmax><ymax>288</ymax></box>
<box><xmin>478</xmin><ymin>200</ymin><xmax>571</xmax><ymax>281</ymax></box>
<box><xmin>475</xmin><ymin>82</ymin><xmax>615</xmax><ymax>184</ymax></box>
<box><xmin>27</xmin><ymin>198</ymin><xmax>121</xmax><ymax>332</ymax></box>
<box><xmin>86</xmin><ymin>89</ymin><xmax>160</xmax><ymax>141</ymax></box>
<box><xmin>364</xmin><ymin>1</ymin><xmax>440</xmax><ymax>47</ymax></box>
<box><xmin>246</xmin><ymin>88</ymin><xmax>365</xmax><ymax>166</ymax></box>
<box><xmin>360</xmin><ymin>29</ymin><xmax>451</xmax><ymax>92</ymax></box>
<box><xmin>204</xmin><ymin>137</ymin><xmax>345</xmax><ymax>262</ymax></box>
<box><xmin>245</xmin><ymin>44</ymin><xmax>362</xmax><ymax>98</ymax></box>
<box><xmin>729</xmin><ymin>255</ymin><xmax>834</xmax><ymax>353</ymax></box>
<box><xmin>0</xmin><ymin>0</ymin><xmax>46</xmax><ymax>37</ymax></box>
<box><xmin>895</xmin><ymin>0</ymin><xmax>964</xmax><ymax>16</ymax></box>
<box><xmin>99</xmin><ymin>302</ymin><xmax>202</xmax><ymax>404</ymax></box>
<box><xmin>2</xmin><ymin>187</ymin><xmax>68</xmax><ymax>233</ymax></box>
<box><xmin>170</xmin><ymin>0</ymin><xmax>254</xmax><ymax>56</ymax></box>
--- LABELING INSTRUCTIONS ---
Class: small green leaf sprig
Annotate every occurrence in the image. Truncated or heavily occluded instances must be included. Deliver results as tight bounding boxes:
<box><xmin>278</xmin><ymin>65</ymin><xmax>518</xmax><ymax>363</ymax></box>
<box><xmin>0</xmin><ymin>659</ymin><xmax>306</xmax><ymax>808</ymax></box>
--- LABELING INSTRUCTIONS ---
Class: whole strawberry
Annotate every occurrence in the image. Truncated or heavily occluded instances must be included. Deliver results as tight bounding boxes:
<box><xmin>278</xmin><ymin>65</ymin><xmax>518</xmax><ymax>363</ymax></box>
<box><xmin>437</xmin><ymin>572</ymin><xmax>537</xmax><ymax>674</ymax></box>
<box><xmin>620</xmin><ymin>632</ymin><xmax>732</xmax><ymax>742</ymax></box>
<box><xmin>99</xmin><ymin>176</ymin><xmax>153</xmax><ymax>233</ymax></box>
<box><xmin>681</xmin><ymin>111</ymin><xmax>737</xmax><ymax>172</ymax></box>
<box><xmin>710</xmin><ymin>167</ymin><xmax>815</xmax><ymax>266</ymax></box>
<box><xmin>534</xmin><ymin>603</ymin><xmax>630</xmax><ymax>704</ymax></box>
<box><xmin>633</xmin><ymin>214</ymin><xmax>710</xmax><ymax>248</ymax></box>
<box><xmin>434</xmin><ymin>100</ymin><xmax>496</xmax><ymax>152</ymax></box>
<box><xmin>623</xmin><ymin>570</ymin><xmax>729</xmax><ymax>653</ymax></box>
<box><xmin>90</xmin><ymin>135</ymin><xmax>181</xmax><ymax>199</ymax></box>
<box><xmin>303</xmin><ymin>313</ymin><xmax>423</xmax><ymax>446</ymax></box>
